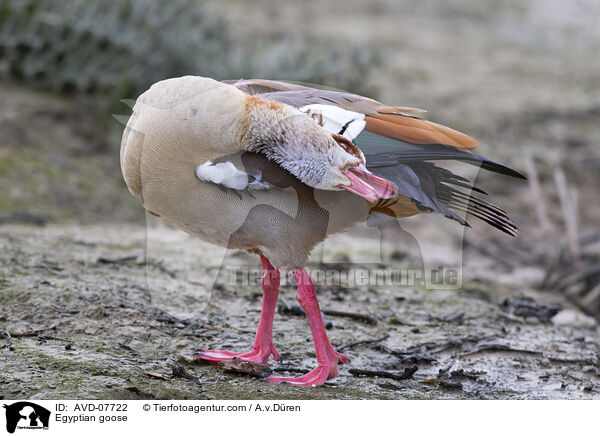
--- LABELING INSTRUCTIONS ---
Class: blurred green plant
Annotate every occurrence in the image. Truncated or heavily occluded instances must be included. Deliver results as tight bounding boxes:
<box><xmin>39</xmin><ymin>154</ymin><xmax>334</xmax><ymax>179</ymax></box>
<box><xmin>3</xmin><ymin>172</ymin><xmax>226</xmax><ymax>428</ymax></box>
<box><xmin>0</xmin><ymin>0</ymin><xmax>378</xmax><ymax>113</ymax></box>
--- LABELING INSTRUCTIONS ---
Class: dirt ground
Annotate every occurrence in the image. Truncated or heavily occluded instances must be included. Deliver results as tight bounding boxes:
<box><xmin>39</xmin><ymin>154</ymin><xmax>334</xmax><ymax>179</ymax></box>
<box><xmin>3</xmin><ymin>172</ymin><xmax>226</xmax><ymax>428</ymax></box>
<box><xmin>1</xmin><ymin>0</ymin><xmax>600</xmax><ymax>400</ymax></box>
<box><xmin>0</xmin><ymin>222</ymin><xmax>598</xmax><ymax>400</ymax></box>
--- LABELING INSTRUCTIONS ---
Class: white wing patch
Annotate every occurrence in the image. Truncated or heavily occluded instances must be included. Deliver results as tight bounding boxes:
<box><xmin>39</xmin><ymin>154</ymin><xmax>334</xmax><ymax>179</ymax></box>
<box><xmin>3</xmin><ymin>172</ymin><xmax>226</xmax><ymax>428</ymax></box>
<box><xmin>195</xmin><ymin>161</ymin><xmax>250</xmax><ymax>190</ymax></box>
<box><xmin>300</xmin><ymin>104</ymin><xmax>366</xmax><ymax>141</ymax></box>
<box><xmin>196</xmin><ymin>160</ymin><xmax>271</xmax><ymax>190</ymax></box>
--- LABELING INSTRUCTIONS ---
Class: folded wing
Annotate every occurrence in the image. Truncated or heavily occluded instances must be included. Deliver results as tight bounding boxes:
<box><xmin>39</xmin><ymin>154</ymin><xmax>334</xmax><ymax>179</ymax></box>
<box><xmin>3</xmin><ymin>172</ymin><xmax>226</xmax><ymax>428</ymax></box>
<box><xmin>227</xmin><ymin>79</ymin><xmax>525</xmax><ymax>235</ymax></box>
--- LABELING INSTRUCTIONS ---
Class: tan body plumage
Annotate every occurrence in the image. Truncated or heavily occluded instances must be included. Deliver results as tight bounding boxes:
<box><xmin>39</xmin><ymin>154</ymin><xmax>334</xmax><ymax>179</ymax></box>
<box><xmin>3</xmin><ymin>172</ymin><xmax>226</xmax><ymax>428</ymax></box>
<box><xmin>121</xmin><ymin>76</ymin><xmax>372</xmax><ymax>269</ymax></box>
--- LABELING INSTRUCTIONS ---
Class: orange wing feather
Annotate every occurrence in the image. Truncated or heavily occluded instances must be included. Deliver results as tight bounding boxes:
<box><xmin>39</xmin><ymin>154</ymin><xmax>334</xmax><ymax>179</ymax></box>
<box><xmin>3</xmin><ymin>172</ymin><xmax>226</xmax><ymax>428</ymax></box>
<box><xmin>365</xmin><ymin>113</ymin><xmax>478</xmax><ymax>149</ymax></box>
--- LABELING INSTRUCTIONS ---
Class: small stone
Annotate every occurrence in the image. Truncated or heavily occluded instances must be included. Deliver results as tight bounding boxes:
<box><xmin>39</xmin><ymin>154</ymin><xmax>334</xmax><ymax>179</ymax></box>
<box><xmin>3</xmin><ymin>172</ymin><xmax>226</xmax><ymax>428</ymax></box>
<box><xmin>321</xmin><ymin>312</ymin><xmax>333</xmax><ymax>329</ymax></box>
<box><xmin>218</xmin><ymin>357</ymin><xmax>272</xmax><ymax>378</ymax></box>
<box><xmin>582</xmin><ymin>366</ymin><xmax>597</xmax><ymax>374</ymax></box>
<box><xmin>551</xmin><ymin>310</ymin><xmax>597</xmax><ymax>330</ymax></box>
<box><xmin>377</xmin><ymin>382</ymin><xmax>404</xmax><ymax>391</ymax></box>
<box><xmin>439</xmin><ymin>380</ymin><xmax>463</xmax><ymax>390</ymax></box>
<box><xmin>387</xmin><ymin>315</ymin><xmax>402</xmax><ymax>325</ymax></box>
<box><xmin>175</xmin><ymin>322</ymin><xmax>185</xmax><ymax>329</ymax></box>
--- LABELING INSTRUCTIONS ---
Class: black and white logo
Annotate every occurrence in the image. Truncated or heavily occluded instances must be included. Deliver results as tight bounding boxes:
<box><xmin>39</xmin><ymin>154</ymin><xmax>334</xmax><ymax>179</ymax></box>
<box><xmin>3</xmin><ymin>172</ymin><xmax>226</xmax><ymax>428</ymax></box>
<box><xmin>3</xmin><ymin>402</ymin><xmax>50</xmax><ymax>434</ymax></box>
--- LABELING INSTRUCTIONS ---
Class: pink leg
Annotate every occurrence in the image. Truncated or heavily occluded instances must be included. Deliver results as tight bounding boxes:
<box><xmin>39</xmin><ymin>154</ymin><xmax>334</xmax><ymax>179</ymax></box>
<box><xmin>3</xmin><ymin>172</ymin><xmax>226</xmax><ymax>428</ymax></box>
<box><xmin>267</xmin><ymin>269</ymin><xmax>348</xmax><ymax>386</ymax></box>
<box><xmin>196</xmin><ymin>255</ymin><xmax>281</xmax><ymax>365</ymax></box>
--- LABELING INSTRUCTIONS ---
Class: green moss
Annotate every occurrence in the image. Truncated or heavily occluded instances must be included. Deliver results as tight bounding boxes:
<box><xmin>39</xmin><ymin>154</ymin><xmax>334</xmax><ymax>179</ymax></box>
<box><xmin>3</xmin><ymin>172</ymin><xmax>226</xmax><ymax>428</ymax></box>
<box><xmin>0</xmin><ymin>289</ymin><xmax>32</xmax><ymax>305</ymax></box>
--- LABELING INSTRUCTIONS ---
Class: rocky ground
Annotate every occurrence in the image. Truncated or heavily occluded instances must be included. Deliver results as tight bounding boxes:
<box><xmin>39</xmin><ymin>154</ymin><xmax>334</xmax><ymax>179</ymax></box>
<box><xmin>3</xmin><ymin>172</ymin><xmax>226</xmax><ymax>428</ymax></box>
<box><xmin>1</xmin><ymin>223</ymin><xmax>598</xmax><ymax>400</ymax></box>
<box><xmin>1</xmin><ymin>0</ymin><xmax>599</xmax><ymax>400</ymax></box>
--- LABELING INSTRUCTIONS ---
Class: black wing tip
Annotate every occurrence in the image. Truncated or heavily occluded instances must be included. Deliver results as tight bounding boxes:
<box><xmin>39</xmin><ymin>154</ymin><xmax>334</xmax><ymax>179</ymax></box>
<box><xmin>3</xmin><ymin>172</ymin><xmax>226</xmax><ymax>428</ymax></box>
<box><xmin>493</xmin><ymin>221</ymin><xmax>520</xmax><ymax>237</ymax></box>
<box><xmin>447</xmin><ymin>209</ymin><xmax>519</xmax><ymax>236</ymax></box>
<box><xmin>481</xmin><ymin>161</ymin><xmax>527</xmax><ymax>180</ymax></box>
<box><xmin>449</xmin><ymin>200</ymin><xmax>520</xmax><ymax>236</ymax></box>
<box><xmin>436</xmin><ymin>183</ymin><xmax>520</xmax><ymax>236</ymax></box>
<box><xmin>359</xmin><ymin>133</ymin><xmax>527</xmax><ymax>181</ymax></box>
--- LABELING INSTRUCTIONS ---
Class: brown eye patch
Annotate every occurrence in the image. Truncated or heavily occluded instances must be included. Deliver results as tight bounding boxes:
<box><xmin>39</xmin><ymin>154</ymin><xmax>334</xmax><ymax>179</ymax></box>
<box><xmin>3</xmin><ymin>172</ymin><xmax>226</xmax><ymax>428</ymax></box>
<box><xmin>332</xmin><ymin>133</ymin><xmax>362</xmax><ymax>159</ymax></box>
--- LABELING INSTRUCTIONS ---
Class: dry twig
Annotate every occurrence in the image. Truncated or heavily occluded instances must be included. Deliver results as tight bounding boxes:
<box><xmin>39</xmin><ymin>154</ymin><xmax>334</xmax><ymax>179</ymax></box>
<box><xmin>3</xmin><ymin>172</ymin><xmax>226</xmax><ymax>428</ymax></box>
<box><xmin>349</xmin><ymin>366</ymin><xmax>418</xmax><ymax>381</ymax></box>
<box><xmin>321</xmin><ymin>309</ymin><xmax>377</xmax><ymax>325</ymax></box>
<box><xmin>554</xmin><ymin>168</ymin><xmax>580</xmax><ymax>259</ymax></box>
<box><xmin>337</xmin><ymin>334</ymin><xmax>389</xmax><ymax>352</ymax></box>
<box><xmin>524</xmin><ymin>154</ymin><xmax>551</xmax><ymax>232</ymax></box>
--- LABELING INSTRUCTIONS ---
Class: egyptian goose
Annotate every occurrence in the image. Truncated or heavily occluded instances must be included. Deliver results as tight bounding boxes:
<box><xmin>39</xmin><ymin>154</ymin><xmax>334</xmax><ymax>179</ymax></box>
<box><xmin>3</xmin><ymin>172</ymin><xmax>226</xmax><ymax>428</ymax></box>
<box><xmin>120</xmin><ymin>76</ymin><xmax>524</xmax><ymax>386</ymax></box>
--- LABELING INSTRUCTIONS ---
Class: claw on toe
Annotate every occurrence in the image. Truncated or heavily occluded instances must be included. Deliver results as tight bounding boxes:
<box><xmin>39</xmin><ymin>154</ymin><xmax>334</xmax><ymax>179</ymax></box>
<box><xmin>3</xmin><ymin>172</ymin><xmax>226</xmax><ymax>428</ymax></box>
<box><xmin>335</xmin><ymin>350</ymin><xmax>350</xmax><ymax>364</ymax></box>
<box><xmin>270</xmin><ymin>344</ymin><xmax>281</xmax><ymax>361</ymax></box>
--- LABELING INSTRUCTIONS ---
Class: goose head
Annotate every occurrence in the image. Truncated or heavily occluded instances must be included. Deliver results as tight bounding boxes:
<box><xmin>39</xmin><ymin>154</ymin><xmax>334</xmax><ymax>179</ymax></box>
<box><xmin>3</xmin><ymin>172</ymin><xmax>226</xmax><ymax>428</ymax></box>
<box><xmin>242</xmin><ymin>97</ymin><xmax>398</xmax><ymax>202</ymax></box>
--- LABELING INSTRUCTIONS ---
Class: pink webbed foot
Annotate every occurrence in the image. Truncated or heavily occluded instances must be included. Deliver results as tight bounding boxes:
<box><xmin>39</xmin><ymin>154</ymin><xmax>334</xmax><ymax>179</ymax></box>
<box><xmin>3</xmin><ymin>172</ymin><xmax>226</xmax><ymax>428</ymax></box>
<box><xmin>195</xmin><ymin>344</ymin><xmax>280</xmax><ymax>365</ymax></box>
<box><xmin>267</xmin><ymin>364</ymin><xmax>334</xmax><ymax>386</ymax></box>
<box><xmin>267</xmin><ymin>347</ymin><xmax>346</xmax><ymax>386</ymax></box>
<box><xmin>267</xmin><ymin>346</ymin><xmax>343</xmax><ymax>386</ymax></box>
<box><xmin>267</xmin><ymin>269</ymin><xmax>351</xmax><ymax>386</ymax></box>
<box><xmin>197</xmin><ymin>255</ymin><xmax>281</xmax><ymax>366</ymax></box>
